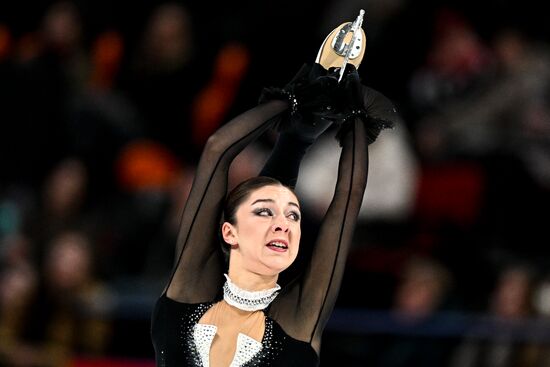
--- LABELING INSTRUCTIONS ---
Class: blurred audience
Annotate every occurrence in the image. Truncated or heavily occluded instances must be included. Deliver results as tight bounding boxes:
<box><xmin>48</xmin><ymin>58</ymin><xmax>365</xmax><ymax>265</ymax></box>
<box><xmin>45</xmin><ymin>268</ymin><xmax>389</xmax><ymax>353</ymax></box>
<box><xmin>406</xmin><ymin>7</ymin><xmax>550</xmax><ymax>310</ymax></box>
<box><xmin>450</xmin><ymin>264</ymin><xmax>540</xmax><ymax>367</ymax></box>
<box><xmin>24</xmin><ymin>158</ymin><xmax>91</xmax><ymax>249</ymax></box>
<box><xmin>372</xmin><ymin>257</ymin><xmax>454</xmax><ymax>367</ymax></box>
<box><xmin>2</xmin><ymin>1</ymin><xmax>87</xmax><ymax>186</ymax></box>
<box><xmin>110</xmin><ymin>139</ymin><xmax>183</xmax><ymax>279</ymax></box>
<box><xmin>0</xmin><ymin>234</ymin><xmax>38</xmax><ymax>365</ymax></box>
<box><xmin>409</xmin><ymin>9</ymin><xmax>493</xmax><ymax>123</ymax></box>
<box><xmin>121</xmin><ymin>3</ymin><xmax>204</xmax><ymax>164</ymax></box>
<box><xmin>0</xmin><ymin>231</ymin><xmax>112</xmax><ymax>367</ymax></box>
<box><xmin>392</xmin><ymin>256</ymin><xmax>452</xmax><ymax>321</ymax></box>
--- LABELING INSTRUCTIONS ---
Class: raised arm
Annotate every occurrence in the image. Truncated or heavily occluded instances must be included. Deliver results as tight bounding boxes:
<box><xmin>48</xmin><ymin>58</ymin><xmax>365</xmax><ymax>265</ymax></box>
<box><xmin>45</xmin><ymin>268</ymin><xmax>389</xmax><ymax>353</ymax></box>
<box><xmin>166</xmin><ymin>100</ymin><xmax>288</xmax><ymax>303</ymax></box>
<box><xmin>259</xmin><ymin>64</ymin><xmax>334</xmax><ymax>188</ymax></box>
<box><xmin>268</xmin><ymin>71</ymin><xmax>399</xmax><ymax>353</ymax></box>
<box><xmin>269</xmin><ymin>118</ymin><xmax>368</xmax><ymax>352</ymax></box>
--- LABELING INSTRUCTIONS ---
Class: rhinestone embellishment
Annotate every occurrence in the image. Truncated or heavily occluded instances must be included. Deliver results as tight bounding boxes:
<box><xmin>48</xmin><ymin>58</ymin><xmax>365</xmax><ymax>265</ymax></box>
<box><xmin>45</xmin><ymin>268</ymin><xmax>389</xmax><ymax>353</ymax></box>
<box><xmin>223</xmin><ymin>274</ymin><xmax>281</xmax><ymax>312</ymax></box>
<box><xmin>232</xmin><ymin>333</ymin><xmax>263</xmax><ymax>366</ymax></box>
<box><xmin>193</xmin><ymin>324</ymin><xmax>217</xmax><ymax>367</ymax></box>
<box><xmin>193</xmin><ymin>323</ymin><xmax>266</xmax><ymax>367</ymax></box>
<box><xmin>168</xmin><ymin>299</ymin><xmax>284</xmax><ymax>366</ymax></box>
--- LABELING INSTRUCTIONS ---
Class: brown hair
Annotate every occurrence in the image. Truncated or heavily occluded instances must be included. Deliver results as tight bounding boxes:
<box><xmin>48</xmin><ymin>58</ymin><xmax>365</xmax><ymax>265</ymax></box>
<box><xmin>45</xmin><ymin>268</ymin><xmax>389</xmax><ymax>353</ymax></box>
<box><xmin>220</xmin><ymin>176</ymin><xmax>296</xmax><ymax>263</ymax></box>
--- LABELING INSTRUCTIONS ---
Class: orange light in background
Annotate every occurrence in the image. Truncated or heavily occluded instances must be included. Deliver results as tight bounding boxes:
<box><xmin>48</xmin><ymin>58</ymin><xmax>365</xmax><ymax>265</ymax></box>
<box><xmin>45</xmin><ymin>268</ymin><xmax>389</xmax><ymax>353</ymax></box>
<box><xmin>191</xmin><ymin>42</ymin><xmax>251</xmax><ymax>146</ymax></box>
<box><xmin>115</xmin><ymin>140</ymin><xmax>182</xmax><ymax>192</ymax></box>
<box><xmin>90</xmin><ymin>31</ymin><xmax>124</xmax><ymax>90</ymax></box>
<box><xmin>216</xmin><ymin>43</ymin><xmax>250</xmax><ymax>81</ymax></box>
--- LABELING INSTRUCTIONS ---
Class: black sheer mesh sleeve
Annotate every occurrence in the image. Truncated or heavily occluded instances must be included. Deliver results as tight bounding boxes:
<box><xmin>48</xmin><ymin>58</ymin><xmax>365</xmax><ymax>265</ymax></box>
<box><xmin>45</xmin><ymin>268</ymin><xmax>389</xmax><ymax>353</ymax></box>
<box><xmin>165</xmin><ymin>100</ymin><xmax>288</xmax><ymax>303</ymax></box>
<box><xmin>165</xmin><ymin>90</ymin><xmax>371</xmax><ymax>358</ymax></box>
<box><xmin>268</xmin><ymin>118</ymin><xmax>369</xmax><ymax>354</ymax></box>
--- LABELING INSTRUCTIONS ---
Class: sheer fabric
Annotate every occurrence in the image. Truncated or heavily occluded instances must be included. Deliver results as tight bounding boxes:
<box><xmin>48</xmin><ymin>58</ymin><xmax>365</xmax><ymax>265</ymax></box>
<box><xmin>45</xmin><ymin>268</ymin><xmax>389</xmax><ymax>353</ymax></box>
<box><xmin>152</xmin><ymin>98</ymin><xmax>369</xmax><ymax>365</ymax></box>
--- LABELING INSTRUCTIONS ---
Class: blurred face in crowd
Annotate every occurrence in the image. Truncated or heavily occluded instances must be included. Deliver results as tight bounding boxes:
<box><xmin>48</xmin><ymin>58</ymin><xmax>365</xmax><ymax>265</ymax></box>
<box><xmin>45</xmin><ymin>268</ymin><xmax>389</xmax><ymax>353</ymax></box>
<box><xmin>143</xmin><ymin>3</ymin><xmax>192</xmax><ymax>68</ymax></box>
<box><xmin>44</xmin><ymin>158</ymin><xmax>87</xmax><ymax>217</ymax></box>
<box><xmin>222</xmin><ymin>185</ymin><xmax>301</xmax><ymax>277</ymax></box>
<box><xmin>492</xmin><ymin>268</ymin><xmax>532</xmax><ymax>319</ymax></box>
<box><xmin>42</xmin><ymin>1</ymin><xmax>82</xmax><ymax>52</ymax></box>
<box><xmin>45</xmin><ymin>231</ymin><xmax>92</xmax><ymax>291</ymax></box>
<box><xmin>394</xmin><ymin>258</ymin><xmax>450</xmax><ymax>318</ymax></box>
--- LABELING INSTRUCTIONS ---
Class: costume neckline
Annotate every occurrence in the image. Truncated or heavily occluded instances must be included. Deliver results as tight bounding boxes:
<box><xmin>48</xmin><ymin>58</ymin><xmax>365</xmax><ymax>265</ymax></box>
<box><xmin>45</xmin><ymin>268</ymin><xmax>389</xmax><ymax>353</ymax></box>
<box><xmin>223</xmin><ymin>274</ymin><xmax>281</xmax><ymax>312</ymax></box>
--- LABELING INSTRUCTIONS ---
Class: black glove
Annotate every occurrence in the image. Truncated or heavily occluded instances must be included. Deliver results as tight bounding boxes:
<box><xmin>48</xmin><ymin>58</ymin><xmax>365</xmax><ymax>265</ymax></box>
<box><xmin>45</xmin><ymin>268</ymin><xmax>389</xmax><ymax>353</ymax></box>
<box><xmin>259</xmin><ymin>63</ymin><xmax>338</xmax><ymax>143</ymax></box>
<box><xmin>260</xmin><ymin>63</ymin><xmax>399</xmax><ymax>146</ymax></box>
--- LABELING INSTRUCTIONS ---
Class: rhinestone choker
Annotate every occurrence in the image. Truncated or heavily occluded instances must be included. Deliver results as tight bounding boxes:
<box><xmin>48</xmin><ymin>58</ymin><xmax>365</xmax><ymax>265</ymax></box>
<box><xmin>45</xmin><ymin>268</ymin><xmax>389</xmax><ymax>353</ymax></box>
<box><xmin>223</xmin><ymin>274</ymin><xmax>281</xmax><ymax>312</ymax></box>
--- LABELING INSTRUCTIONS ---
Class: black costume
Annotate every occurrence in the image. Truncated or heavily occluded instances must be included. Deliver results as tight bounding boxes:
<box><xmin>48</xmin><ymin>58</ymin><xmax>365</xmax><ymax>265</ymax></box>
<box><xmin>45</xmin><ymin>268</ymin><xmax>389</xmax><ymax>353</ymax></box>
<box><xmin>151</xmin><ymin>64</ymin><xmax>397</xmax><ymax>366</ymax></box>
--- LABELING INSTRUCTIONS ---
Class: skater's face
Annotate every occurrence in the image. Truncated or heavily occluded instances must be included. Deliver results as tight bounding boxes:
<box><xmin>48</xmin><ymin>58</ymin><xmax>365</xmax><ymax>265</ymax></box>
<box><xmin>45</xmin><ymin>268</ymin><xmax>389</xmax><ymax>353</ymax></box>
<box><xmin>222</xmin><ymin>185</ymin><xmax>301</xmax><ymax>276</ymax></box>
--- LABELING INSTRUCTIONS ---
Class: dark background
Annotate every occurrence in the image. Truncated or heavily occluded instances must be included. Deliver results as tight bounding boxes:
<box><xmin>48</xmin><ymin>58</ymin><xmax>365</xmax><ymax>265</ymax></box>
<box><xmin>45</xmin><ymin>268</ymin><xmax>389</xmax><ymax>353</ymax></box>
<box><xmin>1</xmin><ymin>0</ymin><xmax>550</xmax><ymax>366</ymax></box>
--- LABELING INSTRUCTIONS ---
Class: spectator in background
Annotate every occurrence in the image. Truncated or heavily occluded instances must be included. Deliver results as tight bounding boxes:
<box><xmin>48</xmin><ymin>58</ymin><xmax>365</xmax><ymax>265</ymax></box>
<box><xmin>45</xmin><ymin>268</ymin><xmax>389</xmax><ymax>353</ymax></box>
<box><xmin>411</xmin><ymin>24</ymin><xmax>550</xmax><ymax>166</ymax></box>
<box><xmin>111</xmin><ymin>139</ymin><xmax>183</xmax><ymax>279</ymax></box>
<box><xmin>0</xmin><ymin>230</ymin><xmax>112</xmax><ymax>367</ymax></box>
<box><xmin>3</xmin><ymin>1</ymin><xmax>88</xmax><ymax>186</ymax></box>
<box><xmin>451</xmin><ymin>264</ymin><xmax>539</xmax><ymax>367</ymax></box>
<box><xmin>408</xmin><ymin>8</ymin><xmax>493</xmax><ymax>125</ymax></box>
<box><xmin>412</xmin><ymin>23</ymin><xmax>550</xmax><ymax>274</ymax></box>
<box><xmin>122</xmin><ymin>3</ymin><xmax>205</xmax><ymax>163</ymax></box>
<box><xmin>68</xmin><ymin>24</ymin><xmax>142</xmax><ymax>198</ymax></box>
<box><xmin>0</xmin><ymin>234</ymin><xmax>38</xmax><ymax>365</ymax></box>
<box><xmin>25</xmin><ymin>158</ymin><xmax>89</xmax><ymax>249</ymax></box>
<box><xmin>392</xmin><ymin>256</ymin><xmax>452</xmax><ymax>321</ymax></box>
<box><xmin>0</xmin><ymin>263</ymin><xmax>38</xmax><ymax>364</ymax></box>
<box><xmin>407</xmin><ymin>7</ymin><xmax>490</xmax><ymax>165</ymax></box>
<box><xmin>22</xmin><ymin>157</ymin><xmax>117</xmax><ymax>281</ymax></box>
<box><xmin>323</xmin><ymin>256</ymin><xmax>454</xmax><ymax>366</ymax></box>
<box><xmin>489</xmin><ymin>28</ymin><xmax>550</xmax><ymax>190</ymax></box>
<box><xmin>373</xmin><ymin>256</ymin><xmax>454</xmax><ymax>367</ymax></box>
